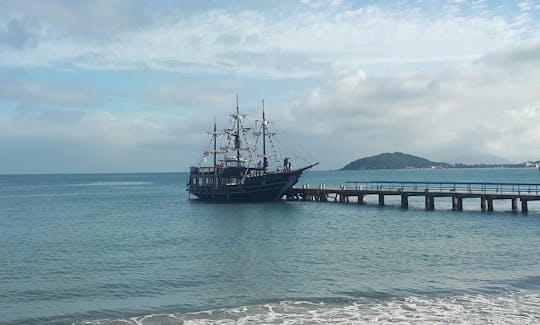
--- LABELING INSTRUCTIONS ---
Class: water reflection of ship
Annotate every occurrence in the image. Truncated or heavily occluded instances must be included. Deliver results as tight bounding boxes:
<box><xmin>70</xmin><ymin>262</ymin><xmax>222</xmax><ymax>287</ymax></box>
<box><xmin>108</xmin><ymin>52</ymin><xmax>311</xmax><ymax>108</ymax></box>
<box><xmin>187</xmin><ymin>96</ymin><xmax>317</xmax><ymax>202</ymax></box>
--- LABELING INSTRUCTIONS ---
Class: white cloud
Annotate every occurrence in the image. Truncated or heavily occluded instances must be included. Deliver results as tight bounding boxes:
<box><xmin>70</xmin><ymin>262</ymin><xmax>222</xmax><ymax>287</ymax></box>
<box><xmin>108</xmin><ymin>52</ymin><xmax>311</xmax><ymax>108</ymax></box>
<box><xmin>277</xmin><ymin>41</ymin><xmax>540</xmax><ymax>167</ymax></box>
<box><xmin>1</xmin><ymin>3</ymin><xmax>538</xmax><ymax>78</ymax></box>
<box><xmin>0</xmin><ymin>79</ymin><xmax>101</xmax><ymax>108</ymax></box>
<box><xmin>1</xmin><ymin>2</ymin><xmax>540</xmax><ymax>172</ymax></box>
<box><xmin>1</xmin><ymin>0</ymin><xmax>153</xmax><ymax>39</ymax></box>
<box><xmin>0</xmin><ymin>109</ymin><xmax>205</xmax><ymax>173</ymax></box>
<box><xmin>518</xmin><ymin>2</ymin><xmax>533</xmax><ymax>12</ymax></box>
<box><xmin>0</xmin><ymin>19</ymin><xmax>38</xmax><ymax>50</ymax></box>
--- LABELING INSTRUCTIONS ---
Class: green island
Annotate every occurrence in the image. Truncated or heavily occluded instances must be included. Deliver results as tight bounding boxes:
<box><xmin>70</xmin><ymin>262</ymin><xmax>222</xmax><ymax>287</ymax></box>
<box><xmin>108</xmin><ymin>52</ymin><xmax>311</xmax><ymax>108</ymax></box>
<box><xmin>341</xmin><ymin>152</ymin><xmax>538</xmax><ymax>170</ymax></box>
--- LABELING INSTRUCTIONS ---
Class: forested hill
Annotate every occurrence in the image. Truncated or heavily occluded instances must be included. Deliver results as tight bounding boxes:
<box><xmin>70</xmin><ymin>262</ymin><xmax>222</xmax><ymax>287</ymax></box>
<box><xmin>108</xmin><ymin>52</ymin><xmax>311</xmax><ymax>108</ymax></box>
<box><xmin>341</xmin><ymin>152</ymin><xmax>451</xmax><ymax>170</ymax></box>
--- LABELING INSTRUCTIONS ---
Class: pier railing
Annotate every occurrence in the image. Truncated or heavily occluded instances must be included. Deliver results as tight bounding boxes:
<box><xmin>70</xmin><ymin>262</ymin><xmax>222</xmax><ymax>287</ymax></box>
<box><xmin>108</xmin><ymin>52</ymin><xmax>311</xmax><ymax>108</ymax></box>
<box><xmin>345</xmin><ymin>181</ymin><xmax>540</xmax><ymax>195</ymax></box>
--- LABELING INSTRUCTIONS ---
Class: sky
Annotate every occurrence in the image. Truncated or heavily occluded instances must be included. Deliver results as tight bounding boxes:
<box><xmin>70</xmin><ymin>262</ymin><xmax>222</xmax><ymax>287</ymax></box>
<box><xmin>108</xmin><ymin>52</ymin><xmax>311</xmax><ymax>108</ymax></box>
<box><xmin>1</xmin><ymin>0</ymin><xmax>540</xmax><ymax>173</ymax></box>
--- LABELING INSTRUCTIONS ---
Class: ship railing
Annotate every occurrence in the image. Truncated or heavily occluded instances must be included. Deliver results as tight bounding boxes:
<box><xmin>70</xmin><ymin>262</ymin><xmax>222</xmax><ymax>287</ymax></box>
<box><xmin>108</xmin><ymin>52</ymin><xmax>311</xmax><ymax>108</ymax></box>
<box><xmin>345</xmin><ymin>181</ymin><xmax>540</xmax><ymax>195</ymax></box>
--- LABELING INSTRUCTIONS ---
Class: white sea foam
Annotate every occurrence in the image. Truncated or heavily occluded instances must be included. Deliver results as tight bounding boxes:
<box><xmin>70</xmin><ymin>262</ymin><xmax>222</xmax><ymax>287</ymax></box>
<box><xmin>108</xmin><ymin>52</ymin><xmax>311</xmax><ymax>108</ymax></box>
<box><xmin>0</xmin><ymin>181</ymin><xmax>152</xmax><ymax>192</ymax></box>
<box><xmin>69</xmin><ymin>182</ymin><xmax>153</xmax><ymax>186</ymax></box>
<box><xmin>76</xmin><ymin>291</ymin><xmax>540</xmax><ymax>325</ymax></box>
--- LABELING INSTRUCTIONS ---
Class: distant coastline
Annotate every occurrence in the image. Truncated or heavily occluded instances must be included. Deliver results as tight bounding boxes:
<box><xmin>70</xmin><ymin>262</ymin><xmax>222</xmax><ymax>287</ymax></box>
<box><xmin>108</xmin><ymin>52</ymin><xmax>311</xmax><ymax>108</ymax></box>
<box><xmin>341</xmin><ymin>152</ymin><xmax>539</xmax><ymax>170</ymax></box>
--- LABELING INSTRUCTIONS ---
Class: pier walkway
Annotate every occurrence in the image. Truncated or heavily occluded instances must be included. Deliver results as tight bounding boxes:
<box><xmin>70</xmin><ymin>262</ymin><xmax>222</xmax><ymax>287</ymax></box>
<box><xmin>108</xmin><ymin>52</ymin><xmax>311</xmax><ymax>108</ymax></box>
<box><xmin>284</xmin><ymin>181</ymin><xmax>540</xmax><ymax>213</ymax></box>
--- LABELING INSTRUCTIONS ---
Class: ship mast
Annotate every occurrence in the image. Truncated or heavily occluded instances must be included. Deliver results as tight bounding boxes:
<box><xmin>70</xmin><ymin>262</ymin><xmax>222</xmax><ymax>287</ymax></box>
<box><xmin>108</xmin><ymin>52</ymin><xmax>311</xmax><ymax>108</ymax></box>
<box><xmin>262</xmin><ymin>100</ymin><xmax>267</xmax><ymax>172</ymax></box>
<box><xmin>235</xmin><ymin>94</ymin><xmax>241</xmax><ymax>167</ymax></box>
<box><xmin>213</xmin><ymin>116</ymin><xmax>217</xmax><ymax>173</ymax></box>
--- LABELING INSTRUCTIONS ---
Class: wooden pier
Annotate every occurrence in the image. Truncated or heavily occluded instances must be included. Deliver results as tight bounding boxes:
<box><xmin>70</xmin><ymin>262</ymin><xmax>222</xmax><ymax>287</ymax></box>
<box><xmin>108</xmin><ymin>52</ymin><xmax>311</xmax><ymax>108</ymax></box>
<box><xmin>284</xmin><ymin>181</ymin><xmax>540</xmax><ymax>214</ymax></box>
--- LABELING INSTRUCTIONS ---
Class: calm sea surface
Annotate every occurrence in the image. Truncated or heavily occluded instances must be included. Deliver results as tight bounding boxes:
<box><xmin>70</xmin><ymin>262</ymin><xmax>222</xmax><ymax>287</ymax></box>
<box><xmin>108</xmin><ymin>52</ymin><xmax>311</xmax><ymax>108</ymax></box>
<box><xmin>1</xmin><ymin>169</ymin><xmax>540</xmax><ymax>324</ymax></box>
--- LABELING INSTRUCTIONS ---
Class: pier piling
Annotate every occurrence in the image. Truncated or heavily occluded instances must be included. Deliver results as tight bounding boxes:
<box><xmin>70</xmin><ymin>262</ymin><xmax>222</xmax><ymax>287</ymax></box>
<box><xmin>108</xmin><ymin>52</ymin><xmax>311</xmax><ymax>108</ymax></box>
<box><xmin>512</xmin><ymin>198</ymin><xmax>518</xmax><ymax>212</ymax></box>
<box><xmin>487</xmin><ymin>198</ymin><xmax>494</xmax><ymax>212</ymax></box>
<box><xmin>522</xmin><ymin>199</ymin><xmax>528</xmax><ymax>214</ymax></box>
<box><xmin>452</xmin><ymin>196</ymin><xmax>463</xmax><ymax>211</ymax></box>
<box><xmin>401</xmin><ymin>194</ymin><xmax>409</xmax><ymax>209</ymax></box>
<box><xmin>481</xmin><ymin>197</ymin><xmax>487</xmax><ymax>212</ymax></box>
<box><xmin>425</xmin><ymin>195</ymin><xmax>435</xmax><ymax>210</ymax></box>
<box><xmin>378</xmin><ymin>194</ymin><xmax>385</xmax><ymax>207</ymax></box>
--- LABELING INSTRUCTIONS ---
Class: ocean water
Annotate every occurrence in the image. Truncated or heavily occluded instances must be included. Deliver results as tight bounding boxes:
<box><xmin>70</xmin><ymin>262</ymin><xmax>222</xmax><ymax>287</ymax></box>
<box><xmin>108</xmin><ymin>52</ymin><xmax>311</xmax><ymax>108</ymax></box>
<box><xmin>1</xmin><ymin>169</ymin><xmax>540</xmax><ymax>324</ymax></box>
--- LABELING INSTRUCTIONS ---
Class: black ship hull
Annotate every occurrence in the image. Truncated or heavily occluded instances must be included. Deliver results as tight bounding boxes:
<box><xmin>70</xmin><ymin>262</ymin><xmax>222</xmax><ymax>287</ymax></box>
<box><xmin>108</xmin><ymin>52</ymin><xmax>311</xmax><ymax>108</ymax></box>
<box><xmin>188</xmin><ymin>167</ymin><xmax>311</xmax><ymax>202</ymax></box>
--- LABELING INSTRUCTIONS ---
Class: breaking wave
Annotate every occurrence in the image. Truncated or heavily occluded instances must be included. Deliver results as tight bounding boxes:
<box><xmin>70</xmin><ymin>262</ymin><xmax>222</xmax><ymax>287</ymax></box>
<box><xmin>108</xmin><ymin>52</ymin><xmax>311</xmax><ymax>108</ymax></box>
<box><xmin>76</xmin><ymin>291</ymin><xmax>540</xmax><ymax>324</ymax></box>
<box><xmin>68</xmin><ymin>182</ymin><xmax>153</xmax><ymax>186</ymax></box>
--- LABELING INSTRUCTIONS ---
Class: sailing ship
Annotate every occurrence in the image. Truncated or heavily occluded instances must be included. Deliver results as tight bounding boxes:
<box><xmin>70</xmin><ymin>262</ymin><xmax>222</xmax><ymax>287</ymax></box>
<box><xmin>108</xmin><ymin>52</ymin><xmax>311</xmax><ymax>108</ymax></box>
<box><xmin>187</xmin><ymin>96</ymin><xmax>317</xmax><ymax>202</ymax></box>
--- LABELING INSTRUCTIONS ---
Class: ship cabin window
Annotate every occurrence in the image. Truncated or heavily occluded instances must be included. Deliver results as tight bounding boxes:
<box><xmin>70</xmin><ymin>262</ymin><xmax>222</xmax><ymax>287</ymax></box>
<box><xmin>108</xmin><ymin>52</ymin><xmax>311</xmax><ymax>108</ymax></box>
<box><xmin>225</xmin><ymin>160</ymin><xmax>245</xmax><ymax>168</ymax></box>
<box><xmin>249</xmin><ymin>169</ymin><xmax>263</xmax><ymax>177</ymax></box>
<box><xmin>199</xmin><ymin>167</ymin><xmax>213</xmax><ymax>174</ymax></box>
<box><xmin>227</xmin><ymin>177</ymin><xmax>239</xmax><ymax>185</ymax></box>
<box><xmin>196</xmin><ymin>177</ymin><xmax>218</xmax><ymax>185</ymax></box>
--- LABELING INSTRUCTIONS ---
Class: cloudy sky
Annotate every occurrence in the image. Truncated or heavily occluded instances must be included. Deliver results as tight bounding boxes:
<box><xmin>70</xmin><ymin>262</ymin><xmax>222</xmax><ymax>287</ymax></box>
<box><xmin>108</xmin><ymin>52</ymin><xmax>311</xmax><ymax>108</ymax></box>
<box><xmin>1</xmin><ymin>0</ymin><xmax>540</xmax><ymax>173</ymax></box>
